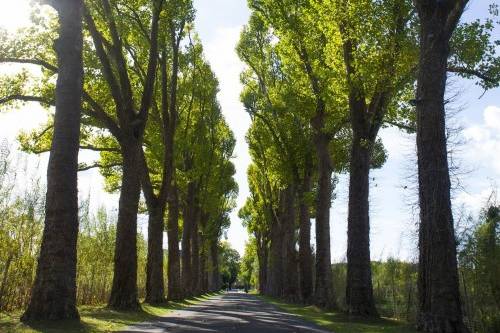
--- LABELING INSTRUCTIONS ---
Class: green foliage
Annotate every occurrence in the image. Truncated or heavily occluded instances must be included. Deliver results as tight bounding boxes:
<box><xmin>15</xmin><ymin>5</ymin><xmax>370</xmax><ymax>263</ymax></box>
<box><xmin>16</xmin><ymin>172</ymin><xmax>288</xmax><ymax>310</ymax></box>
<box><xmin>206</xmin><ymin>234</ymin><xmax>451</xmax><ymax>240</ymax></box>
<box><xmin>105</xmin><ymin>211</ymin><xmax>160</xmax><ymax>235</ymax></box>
<box><xmin>331</xmin><ymin>260</ymin><xmax>417</xmax><ymax>321</ymax></box>
<box><xmin>239</xmin><ymin>239</ymin><xmax>258</xmax><ymax>288</ymax></box>
<box><xmin>449</xmin><ymin>7</ymin><xmax>500</xmax><ymax>90</ymax></box>
<box><xmin>76</xmin><ymin>201</ymin><xmax>149</xmax><ymax>306</ymax></box>
<box><xmin>76</xmin><ymin>203</ymin><xmax>116</xmax><ymax>306</ymax></box>
<box><xmin>219</xmin><ymin>242</ymin><xmax>240</xmax><ymax>289</ymax></box>
<box><xmin>458</xmin><ymin>198</ymin><xmax>500</xmax><ymax>333</ymax></box>
<box><xmin>0</xmin><ymin>149</ymin><xmax>44</xmax><ymax>312</ymax></box>
<box><xmin>371</xmin><ymin>260</ymin><xmax>417</xmax><ymax>321</ymax></box>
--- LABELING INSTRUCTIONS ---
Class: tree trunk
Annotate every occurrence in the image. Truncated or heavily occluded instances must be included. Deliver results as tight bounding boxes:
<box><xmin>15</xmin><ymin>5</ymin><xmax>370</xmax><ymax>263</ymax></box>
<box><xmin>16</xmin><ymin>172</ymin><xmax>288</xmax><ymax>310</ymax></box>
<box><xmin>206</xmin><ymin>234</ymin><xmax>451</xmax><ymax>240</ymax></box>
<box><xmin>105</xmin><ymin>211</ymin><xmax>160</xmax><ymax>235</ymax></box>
<box><xmin>298</xmin><ymin>170</ymin><xmax>313</xmax><ymax>304</ymax></box>
<box><xmin>191</xmin><ymin>219</ymin><xmax>200</xmax><ymax>296</ymax></box>
<box><xmin>283</xmin><ymin>186</ymin><xmax>299</xmax><ymax>301</ymax></box>
<box><xmin>415</xmin><ymin>2</ymin><xmax>468</xmax><ymax>332</ymax></box>
<box><xmin>21</xmin><ymin>0</ymin><xmax>83</xmax><ymax>321</ymax></box>
<box><xmin>108</xmin><ymin>141</ymin><xmax>141</xmax><ymax>310</ymax></box>
<box><xmin>181</xmin><ymin>181</ymin><xmax>196</xmax><ymax>296</ymax></box>
<box><xmin>167</xmin><ymin>185</ymin><xmax>183</xmax><ymax>301</ymax></box>
<box><xmin>346</xmin><ymin>136</ymin><xmax>378</xmax><ymax>316</ymax></box>
<box><xmin>313</xmin><ymin>132</ymin><xmax>335</xmax><ymax>308</ymax></box>
<box><xmin>198</xmin><ymin>233</ymin><xmax>207</xmax><ymax>294</ymax></box>
<box><xmin>267</xmin><ymin>211</ymin><xmax>284</xmax><ymax>297</ymax></box>
<box><xmin>257</xmin><ymin>241</ymin><xmax>268</xmax><ymax>295</ymax></box>
<box><xmin>145</xmin><ymin>202</ymin><xmax>166</xmax><ymax>304</ymax></box>
<box><xmin>191</xmin><ymin>207</ymin><xmax>200</xmax><ymax>296</ymax></box>
<box><xmin>209</xmin><ymin>240</ymin><xmax>220</xmax><ymax>292</ymax></box>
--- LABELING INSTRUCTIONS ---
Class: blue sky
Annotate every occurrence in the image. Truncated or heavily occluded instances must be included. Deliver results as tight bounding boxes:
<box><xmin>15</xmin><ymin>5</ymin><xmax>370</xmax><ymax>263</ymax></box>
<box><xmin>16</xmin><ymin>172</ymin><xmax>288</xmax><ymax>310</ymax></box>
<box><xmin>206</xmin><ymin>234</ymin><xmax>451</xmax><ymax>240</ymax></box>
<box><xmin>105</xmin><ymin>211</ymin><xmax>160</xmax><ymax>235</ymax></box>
<box><xmin>0</xmin><ymin>0</ymin><xmax>499</xmax><ymax>259</ymax></box>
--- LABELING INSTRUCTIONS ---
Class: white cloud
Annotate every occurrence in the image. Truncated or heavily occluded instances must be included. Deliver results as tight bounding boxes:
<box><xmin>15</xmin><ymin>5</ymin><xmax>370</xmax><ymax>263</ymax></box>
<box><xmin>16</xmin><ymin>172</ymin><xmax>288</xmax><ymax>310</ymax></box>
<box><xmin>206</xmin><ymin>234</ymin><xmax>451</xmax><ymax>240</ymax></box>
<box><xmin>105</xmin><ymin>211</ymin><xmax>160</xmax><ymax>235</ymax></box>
<box><xmin>462</xmin><ymin>105</ymin><xmax>500</xmax><ymax>175</ymax></box>
<box><xmin>463</xmin><ymin>125</ymin><xmax>490</xmax><ymax>142</ymax></box>
<box><xmin>379</xmin><ymin>126</ymin><xmax>415</xmax><ymax>161</ymax></box>
<box><xmin>456</xmin><ymin>188</ymin><xmax>495</xmax><ymax>213</ymax></box>
<box><xmin>452</xmin><ymin>105</ymin><xmax>500</xmax><ymax>218</ymax></box>
<box><xmin>484</xmin><ymin>105</ymin><xmax>500</xmax><ymax>130</ymax></box>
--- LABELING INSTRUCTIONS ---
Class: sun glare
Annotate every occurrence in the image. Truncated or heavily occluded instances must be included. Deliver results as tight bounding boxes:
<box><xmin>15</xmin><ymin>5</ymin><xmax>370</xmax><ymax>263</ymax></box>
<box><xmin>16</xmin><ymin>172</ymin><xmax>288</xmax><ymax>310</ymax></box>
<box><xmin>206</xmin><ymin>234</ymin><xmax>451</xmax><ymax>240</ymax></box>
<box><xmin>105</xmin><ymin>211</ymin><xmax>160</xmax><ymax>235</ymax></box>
<box><xmin>0</xmin><ymin>0</ymin><xmax>32</xmax><ymax>32</ymax></box>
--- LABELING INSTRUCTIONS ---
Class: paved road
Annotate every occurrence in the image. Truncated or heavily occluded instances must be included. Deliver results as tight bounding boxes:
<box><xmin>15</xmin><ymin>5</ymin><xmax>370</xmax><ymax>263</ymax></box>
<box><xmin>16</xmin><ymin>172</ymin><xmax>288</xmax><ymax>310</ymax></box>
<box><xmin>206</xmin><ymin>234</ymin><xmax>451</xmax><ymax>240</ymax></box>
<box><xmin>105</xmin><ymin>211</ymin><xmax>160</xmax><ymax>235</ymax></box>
<box><xmin>122</xmin><ymin>292</ymin><xmax>332</xmax><ymax>333</ymax></box>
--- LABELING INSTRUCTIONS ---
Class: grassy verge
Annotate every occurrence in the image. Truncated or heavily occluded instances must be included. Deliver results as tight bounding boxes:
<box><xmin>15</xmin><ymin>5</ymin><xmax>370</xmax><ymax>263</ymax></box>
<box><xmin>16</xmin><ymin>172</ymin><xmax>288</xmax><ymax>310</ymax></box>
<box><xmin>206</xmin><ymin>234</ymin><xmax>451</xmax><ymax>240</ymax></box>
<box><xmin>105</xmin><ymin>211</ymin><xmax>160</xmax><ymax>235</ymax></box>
<box><xmin>0</xmin><ymin>293</ymin><xmax>219</xmax><ymax>333</ymax></box>
<box><xmin>256</xmin><ymin>295</ymin><xmax>418</xmax><ymax>333</ymax></box>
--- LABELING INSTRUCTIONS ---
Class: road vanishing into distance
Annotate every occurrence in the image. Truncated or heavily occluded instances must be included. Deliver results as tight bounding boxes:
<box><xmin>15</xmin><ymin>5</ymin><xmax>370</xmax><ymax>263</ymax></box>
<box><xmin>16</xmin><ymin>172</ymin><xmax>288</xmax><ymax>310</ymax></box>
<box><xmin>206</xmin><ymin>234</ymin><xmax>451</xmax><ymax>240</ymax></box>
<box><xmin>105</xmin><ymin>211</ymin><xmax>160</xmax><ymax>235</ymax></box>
<box><xmin>123</xmin><ymin>292</ymin><xmax>331</xmax><ymax>333</ymax></box>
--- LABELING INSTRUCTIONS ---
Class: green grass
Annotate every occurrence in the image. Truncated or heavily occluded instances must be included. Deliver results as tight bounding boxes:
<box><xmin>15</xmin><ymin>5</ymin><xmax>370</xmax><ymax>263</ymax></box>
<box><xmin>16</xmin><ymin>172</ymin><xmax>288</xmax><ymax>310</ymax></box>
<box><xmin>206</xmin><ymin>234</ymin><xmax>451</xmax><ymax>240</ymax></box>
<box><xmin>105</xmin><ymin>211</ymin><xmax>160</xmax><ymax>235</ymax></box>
<box><xmin>0</xmin><ymin>293</ymin><xmax>219</xmax><ymax>333</ymax></box>
<box><xmin>256</xmin><ymin>295</ymin><xmax>418</xmax><ymax>333</ymax></box>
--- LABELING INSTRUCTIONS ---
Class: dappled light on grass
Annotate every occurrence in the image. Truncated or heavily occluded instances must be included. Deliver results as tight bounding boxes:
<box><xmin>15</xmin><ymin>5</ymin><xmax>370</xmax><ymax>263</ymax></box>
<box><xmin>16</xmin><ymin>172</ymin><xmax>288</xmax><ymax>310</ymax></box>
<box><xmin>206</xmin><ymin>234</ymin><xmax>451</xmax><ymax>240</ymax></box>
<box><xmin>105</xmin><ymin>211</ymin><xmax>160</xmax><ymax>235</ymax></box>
<box><xmin>0</xmin><ymin>293</ymin><xmax>220</xmax><ymax>333</ymax></box>
<box><xmin>258</xmin><ymin>295</ymin><xmax>418</xmax><ymax>333</ymax></box>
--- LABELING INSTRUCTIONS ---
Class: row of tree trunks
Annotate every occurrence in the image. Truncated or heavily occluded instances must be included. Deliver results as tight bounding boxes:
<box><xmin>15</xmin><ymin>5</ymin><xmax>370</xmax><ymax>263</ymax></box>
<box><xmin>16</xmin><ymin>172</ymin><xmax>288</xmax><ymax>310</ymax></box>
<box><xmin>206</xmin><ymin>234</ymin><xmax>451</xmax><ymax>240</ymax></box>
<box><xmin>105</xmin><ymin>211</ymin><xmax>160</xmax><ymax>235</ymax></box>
<box><xmin>256</xmin><ymin>185</ymin><xmax>312</xmax><ymax>302</ymax></box>
<box><xmin>20</xmin><ymin>0</ymin><xmax>201</xmax><ymax>315</ymax></box>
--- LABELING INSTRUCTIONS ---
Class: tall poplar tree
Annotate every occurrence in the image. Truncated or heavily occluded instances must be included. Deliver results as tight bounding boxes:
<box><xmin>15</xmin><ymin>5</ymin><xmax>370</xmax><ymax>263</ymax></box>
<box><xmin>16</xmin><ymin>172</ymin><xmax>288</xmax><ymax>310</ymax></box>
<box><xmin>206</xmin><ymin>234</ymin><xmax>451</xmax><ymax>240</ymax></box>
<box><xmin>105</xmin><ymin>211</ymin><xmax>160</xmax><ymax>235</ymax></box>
<box><xmin>22</xmin><ymin>0</ymin><xmax>84</xmax><ymax>321</ymax></box>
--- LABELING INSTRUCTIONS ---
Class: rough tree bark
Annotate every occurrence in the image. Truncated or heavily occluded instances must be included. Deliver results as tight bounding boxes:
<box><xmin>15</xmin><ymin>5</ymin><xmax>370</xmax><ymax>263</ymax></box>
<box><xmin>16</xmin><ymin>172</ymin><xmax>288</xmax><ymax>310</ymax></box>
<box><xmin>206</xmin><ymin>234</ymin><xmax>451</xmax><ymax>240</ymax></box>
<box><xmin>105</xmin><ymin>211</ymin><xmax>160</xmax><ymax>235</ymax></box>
<box><xmin>414</xmin><ymin>1</ymin><xmax>469</xmax><ymax>332</ymax></box>
<box><xmin>198</xmin><ymin>231</ymin><xmax>207</xmax><ymax>294</ymax></box>
<box><xmin>108</xmin><ymin>142</ymin><xmax>141</xmax><ymax>310</ymax></box>
<box><xmin>298</xmin><ymin>166</ymin><xmax>313</xmax><ymax>304</ymax></box>
<box><xmin>191</xmin><ymin>206</ymin><xmax>201</xmax><ymax>296</ymax></box>
<box><xmin>181</xmin><ymin>181</ymin><xmax>196</xmax><ymax>296</ymax></box>
<box><xmin>257</xmin><ymin>237</ymin><xmax>269</xmax><ymax>295</ymax></box>
<box><xmin>209</xmin><ymin>240</ymin><xmax>220</xmax><ymax>292</ymax></box>
<box><xmin>312</xmin><ymin>122</ymin><xmax>335</xmax><ymax>309</ymax></box>
<box><xmin>145</xmin><ymin>201</ymin><xmax>166</xmax><ymax>304</ymax></box>
<box><xmin>167</xmin><ymin>185</ymin><xmax>183</xmax><ymax>300</ymax></box>
<box><xmin>267</xmin><ymin>203</ymin><xmax>284</xmax><ymax>297</ymax></box>
<box><xmin>346</xmin><ymin>134</ymin><xmax>378</xmax><ymax>316</ymax></box>
<box><xmin>343</xmin><ymin>43</ymin><xmax>379</xmax><ymax>314</ymax></box>
<box><xmin>283</xmin><ymin>186</ymin><xmax>299</xmax><ymax>301</ymax></box>
<box><xmin>21</xmin><ymin>0</ymin><xmax>83</xmax><ymax>321</ymax></box>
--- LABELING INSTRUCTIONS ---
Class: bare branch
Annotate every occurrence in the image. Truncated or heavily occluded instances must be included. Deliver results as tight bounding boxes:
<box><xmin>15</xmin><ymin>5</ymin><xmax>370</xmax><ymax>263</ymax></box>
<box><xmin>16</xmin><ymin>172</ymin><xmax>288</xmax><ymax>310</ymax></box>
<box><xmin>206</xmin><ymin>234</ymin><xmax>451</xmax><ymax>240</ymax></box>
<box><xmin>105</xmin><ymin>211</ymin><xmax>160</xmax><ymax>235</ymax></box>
<box><xmin>78</xmin><ymin>162</ymin><xmax>121</xmax><ymax>172</ymax></box>
<box><xmin>80</xmin><ymin>145</ymin><xmax>120</xmax><ymax>153</ymax></box>
<box><xmin>0</xmin><ymin>57</ymin><xmax>58</xmax><ymax>72</ymax></box>
<box><xmin>448</xmin><ymin>65</ymin><xmax>497</xmax><ymax>84</ymax></box>
<box><xmin>84</xmin><ymin>7</ymin><xmax>125</xmax><ymax>113</ymax></box>
<box><xmin>0</xmin><ymin>95</ymin><xmax>53</xmax><ymax>106</ymax></box>
<box><xmin>384</xmin><ymin>120</ymin><xmax>416</xmax><ymax>133</ymax></box>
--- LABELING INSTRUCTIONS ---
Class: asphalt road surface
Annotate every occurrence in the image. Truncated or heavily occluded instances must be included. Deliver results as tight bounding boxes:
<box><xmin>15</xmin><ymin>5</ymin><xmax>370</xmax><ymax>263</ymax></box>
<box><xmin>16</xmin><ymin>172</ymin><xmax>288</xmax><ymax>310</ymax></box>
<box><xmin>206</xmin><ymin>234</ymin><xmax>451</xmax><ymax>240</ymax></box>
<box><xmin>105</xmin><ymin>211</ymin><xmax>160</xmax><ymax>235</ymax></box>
<box><xmin>122</xmin><ymin>292</ymin><xmax>332</xmax><ymax>333</ymax></box>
